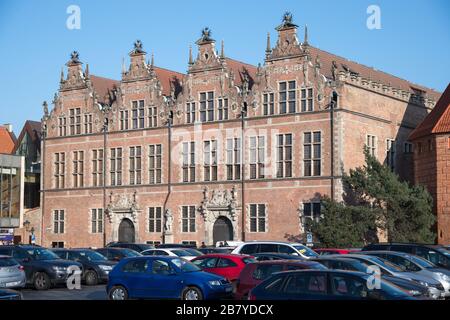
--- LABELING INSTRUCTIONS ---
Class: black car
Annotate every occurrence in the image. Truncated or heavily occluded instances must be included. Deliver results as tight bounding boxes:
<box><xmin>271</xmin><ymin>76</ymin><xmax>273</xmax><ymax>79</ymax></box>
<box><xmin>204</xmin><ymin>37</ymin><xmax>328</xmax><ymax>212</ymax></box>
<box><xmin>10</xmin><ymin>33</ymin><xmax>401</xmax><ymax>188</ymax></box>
<box><xmin>362</xmin><ymin>243</ymin><xmax>450</xmax><ymax>269</ymax></box>
<box><xmin>106</xmin><ymin>242</ymin><xmax>154</xmax><ymax>253</ymax></box>
<box><xmin>157</xmin><ymin>243</ymin><xmax>197</xmax><ymax>249</ymax></box>
<box><xmin>0</xmin><ymin>289</ymin><xmax>22</xmax><ymax>300</ymax></box>
<box><xmin>0</xmin><ymin>245</ymin><xmax>82</xmax><ymax>290</ymax></box>
<box><xmin>95</xmin><ymin>247</ymin><xmax>142</xmax><ymax>262</ymax></box>
<box><xmin>249</xmin><ymin>270</ymin><xmax>419</xmax><ymax>300</ymax></box>
<box><xmin>252</xmin><ymin>252</ymin><xmax>305</xmax><ymax>261</ymax></box>
<box><xmin>198</xmin><ymin>247</ymin><xmax>233</xmax><ymax>254</ymax></box>
<box><xmin>52</xmin><ymin>249</ymin><xmax>116</xmax><ymax>285</ymax></box>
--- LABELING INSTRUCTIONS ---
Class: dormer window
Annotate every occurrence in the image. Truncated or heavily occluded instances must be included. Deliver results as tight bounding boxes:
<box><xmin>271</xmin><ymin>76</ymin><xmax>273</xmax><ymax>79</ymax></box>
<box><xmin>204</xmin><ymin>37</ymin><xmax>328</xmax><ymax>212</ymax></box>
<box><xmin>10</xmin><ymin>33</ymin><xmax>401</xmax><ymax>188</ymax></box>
<box><xmin>301</xmin><ymin>88</ymin><xmax>314</xmax><ymax>112</ymax></box>
<box><xmin>69</xmin><ymin>108</ymin><xmax>81</xmax><ymax>135</ymax></box>
<box><xmin>132</xmin><ymin>100</ymin><xmax>145</xmax><ymax>129</ymax></box>
<box><xmin>279</xmin><ymin>81</ymin><xmax>296</xmax><ymax>114</ymax></box>
<box><xmin>218</xmin><ymin>98</ymin><xmax>229</xmax><ymax>120</ymax></box>
<box><xmin>200</xmin><ymin>92</ymin><xmax>214</xmax><ymax>122</ymax></box>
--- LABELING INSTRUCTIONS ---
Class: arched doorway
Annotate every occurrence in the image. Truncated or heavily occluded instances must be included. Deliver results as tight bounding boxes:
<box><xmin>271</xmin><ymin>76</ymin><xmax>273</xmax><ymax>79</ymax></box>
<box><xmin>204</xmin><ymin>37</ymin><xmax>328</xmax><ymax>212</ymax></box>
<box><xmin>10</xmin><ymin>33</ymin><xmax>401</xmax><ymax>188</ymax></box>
<box><xmin>213</xmin><ymin>216</ymin><xmax>233</xmax><ymax>246</ymax></box>
<box><xmin>118</xmin><ymin>218</ymin><xmax>135</xmax><ymax>243</ymax></box>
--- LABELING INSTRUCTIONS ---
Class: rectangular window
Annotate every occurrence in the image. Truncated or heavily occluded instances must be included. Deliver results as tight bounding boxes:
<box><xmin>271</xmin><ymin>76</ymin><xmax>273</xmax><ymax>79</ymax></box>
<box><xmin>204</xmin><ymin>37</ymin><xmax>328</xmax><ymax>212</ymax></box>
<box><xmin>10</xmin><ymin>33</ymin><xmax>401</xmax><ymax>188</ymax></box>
<box><xmin>148</xmin><ymin>106</ymin><xmax>157</xmax><ymax>128</ymax></box>
<box><xmin>120</xmin><ymin>110</ymin><xmax>129</xmax><ymax>130</ymax></box>
<box><xmin>279</xmin><ymin>81</ymin><xmax>296</xmax><ymax>114</ymax></box>
<box><xmin>72</xmin><ymin>151</ymin><xmax>84</xmax><ymax>188</ymax></box>
<box><xmin>304</xmin><ymin>132</ymin><xmax>321</xmax><ymax>177</ymax></box>
<box><xmin>91</xmin><ymin>208</ymin><xmax>103</xmax><ymax>233</ymax></box>
<box><xmin>263</xmin><ymin>92</ymin><xmax>274</xmax><ymax>115</ymax></box>
<box><xmin>53</xmin><ymin>210</ymin><xmax>65</xmax><ymax>234</ymax></box>
<box><xmin>148</xmin><ymin>207</ymin><xmax>162</xmax><ymax>233</ymax></box>
<box><xmin>300</xmin><ymin>88</ymin><xmax>314</xmax><ymax>112</ymax></box>
<box><xmin>249</xmin><ymin>136</ymin><xmax>265</xmax><ymax>179</ymax></box>
<box><xmin>58</xmin><ymin>117</ymin><xmax>67</xmax><ymax>137</ymax></box>
<box><xmin>366</xmin><ymin>135</ymin><xmax>377</xmax><ymax>156</ymax></box>
<box><xmin>303</xmin><ymin>202</ymin><xmax>321</xmax><ymax>222</ymax></box>
<box><xmin>200</xmin><ymin>92</ymin><xmax>214</xmax><ymax>122</ymax></box>
<box><xmin>386</xmin><ymin>139</ymin><xmax>396</xmax><ymax>171</ymax></box>
<box><xmin>226</xmin><ymin>138</ymin><xmax>241</xmax><ymax>180</ymax></box>
<box><xmin>182</xmin><ymin>206</ymin><xmax>196</xmax><ymax>232</ymax></box>
<box><xmin>92</xmin><ymin>149</ymin><xmax>104</xmax><ymax>187</ymax></box>
<box><xmin>218</xmin><ymin>98</ymin><xmax>229</xmax><ymax>121</ymax></box>
<box><xmin>182</xmin><ymin>142</ymin><xmax>195</xmax><ymax>182</ymax></box>
<box><xmin>51</xmin><ymin>242</ymin><xmax>64</xmax><ymax>248</ymax></box>
<box><xmin>404</xmin><ymin>142</ymin><xmax>413</xmax><ymax>154</ymax></box>
<box><xmin>69</xmin><ymin>108</ymin><xmax>81</xmax><ymax>135</ymax></box>
<box><xmin>149</xmin><ymin>144</ymin><xmax>162</xmax><ymax>184</ymax></box>
<box><xmin>249</xmin><ymin>204</ymin><xmax>266</xmax><ymax>232</ymax></box>
<box><xmin>146</xmin><ymin>241</ymin><xmax>161</xmax><ymax>246</ymax></box>
<box><xmin>84</xmin><ymin>114</ymin><xmax>93</xmax><ymax>134</ymax></box>
<box><xmin>276</xmin><ymin>134</ymin><xmax>293</xmax><ymax>178</ymax></box>
<box><xmin>132</xmin><ymin>100</ymin><xmax>145</xmax><ymax>129</ymax></box>
<box><xmin>54</xmin><ymin>152</ymin><xmax>65</xmax><ymax>189</ymax></box>
<box><xmin>203</xmin><ymin>140</ymin><xmax>218</xmax><ymax>181</ymax></box>
<box><xmin>110</xmin><ymin>148</ymin><xmax>122</xmax><ymax>186</ymax></box>
<box><xmin>181</xmin><ymin>241</ymin><xmax>197</xmax><ymax>246</ymax></box>
<box><xmin>129</xmin><ymin>146</ymin><xmax>142</xmax><ymax>185</ymax></box>
<box><xmin>186</xmin><ymin>102</ymin><xmax>196</xmax><ymax>124</ymax></box>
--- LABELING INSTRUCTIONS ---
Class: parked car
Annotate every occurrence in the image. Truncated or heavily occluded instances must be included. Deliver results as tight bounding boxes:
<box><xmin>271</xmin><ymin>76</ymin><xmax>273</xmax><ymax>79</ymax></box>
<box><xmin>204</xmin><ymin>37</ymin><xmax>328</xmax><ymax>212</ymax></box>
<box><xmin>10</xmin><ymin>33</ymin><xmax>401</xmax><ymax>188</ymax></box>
<box><xmin>0</xmin><ymin>245</ymin><xmax>82</xmax><ymax>290</ymax></box>
<box><xmin>182</xmin><ymin>248</ymin><xmax>204</xmax><ymax>257</ymax></box>
<box><xmin>232</xmin><ymin>242</ymin><xmax>319</xmax><ymax>259</ymax></box>
<box><xmin>362</xmin><ymin>243</ymin><xmax>450</xmax><ymax>270</ymax></box>
<box><xmin>141</xmin><ymin>248</ymin><xmax>197</xmax><ymax>261</ymax></box>
<box><xmin>0</xmin><ymin>289</ymin><xmax>22</xmax><ymax>300</ymax></box>
<box><xmin>198</xmin><ymin>247</ymin><xmax>233</xmax><ymax>254</ymax></box>
<box><xmin>315</xmin><ymin>248</ymin><xmax>359</xmax><ymax>255</ymax></box>
<box><xmin>215</xmin><ymin>241</ymin><xmax>244</xmax><ymax>248</ymax></box>
<box><xmin>252</xmin><ymin>252</ymin><xmax>305</xmax><ymax>261</ymax></box>
<box><xmin>248</xmin><ymin>270</ymin><xmax>422</xmax><ymax>300</ymax></box>
<box><xmin>95</xmin><ymin>247</ymin><xmax>142</xmax><ymax>262</ymax></box>
<box><xmin>52</xmin><ymin>249</ymin><xmax>117</xmax><ymax>285</ymax></box>
<box><xmin>339</xmin><ymin>254</ymin><xmax>445</xmax><ymax>299</ymax></box>
<box><xmin>356</xmin><ymin>250</ymin><xmax>450</xmax><ymax>297</ymax></box>
<box><xmin>191</xmin><ymin>254</ymin><xmax>256</xmax><ymax>283</ymax></box>
<box><xmin>106</xmin><ymin>242</ymin><xmax>154</xmax><ymax>253</ymax></box>
<box><xmin>107</xmin><ymin>256</ymin><xmax>233</xmax><ymax>300</ymax></box>
<box><xmin>0</xmin><ymin>255</ymin><xmax>26</xmax><ymax>289</ymax></box>
<box><xmin>236</xmin><ymin>260</ymin><xmax>327</xmax><ymax>300</ymax></box>
<box><xmin>313</xmin><ymin>256</ymin><xmax>432</xmax><ymax>299</ymax></box>
<box><xmin>157</xmin><ymin>243</ymin><xmax>197</xmax><ymax>249</ymax></box>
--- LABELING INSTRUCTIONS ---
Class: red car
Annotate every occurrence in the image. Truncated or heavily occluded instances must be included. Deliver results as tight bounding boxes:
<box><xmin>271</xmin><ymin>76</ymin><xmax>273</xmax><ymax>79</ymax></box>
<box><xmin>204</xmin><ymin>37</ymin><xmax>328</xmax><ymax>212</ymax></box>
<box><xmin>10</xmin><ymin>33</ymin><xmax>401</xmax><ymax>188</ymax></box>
<box><xmin>235</xmin><ymin>260</ymin><xmax>327</xmax><ymax>300</ymax></box>
<box><xmin>191</xmin><ymin>254</ymin><xmax>256</xmax><ymax>283</ymax></box>
<box><xmin>314</xmin><ymin>248</ymin><xmax>360</xmax><ymax>255</ymax></box>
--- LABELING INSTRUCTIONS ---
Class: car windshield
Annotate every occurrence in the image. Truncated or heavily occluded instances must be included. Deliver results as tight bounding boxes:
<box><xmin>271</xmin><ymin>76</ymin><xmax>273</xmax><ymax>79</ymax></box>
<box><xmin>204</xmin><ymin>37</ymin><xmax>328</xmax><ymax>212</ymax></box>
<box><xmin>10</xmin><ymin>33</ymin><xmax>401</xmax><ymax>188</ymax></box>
<box><xmin>408</xmin><ymin>255</ymin><xmax>435</xmax><ymax>269</ymax></box>
<box><xmin>365</xmin><ymin>256</ymin><xmax>403</xmax><ymax>273</ymax></box>
<box><xmin>171</xmin><ymin>249</ymin><xmax>192</xmax><ymax>257</ymax></box>
<box><xmin>293</xmin><ymin>245</ymin><xmax>319</xmax><ymax>257</ymax></box>
<box><xmin>0</xmin><ymin>258</ymin><xmax>18</xmax><ymax>267</ymax></box>
<box><xmin>184</xmin><ymin>249</ymin><xmax>203</xmax><ymax>256</ymax></box>
<box><xmin>77</xmin><ymin>250</ymin><xmax>108</xmax><ymax>262</ymax></box>
<box><xmin>26</xmin><ymin>248</ymin><xmax>60</xmax><ymax>261</ymax></box>
<box><xmin>122</xmin><ymin>249</ymin><xmax>141</xmax><ymax>257</ymax></box>
<box><xmin>171</xmin><ymin>258</ymin><xmax>201</xmax><ymax>272</ymax></box>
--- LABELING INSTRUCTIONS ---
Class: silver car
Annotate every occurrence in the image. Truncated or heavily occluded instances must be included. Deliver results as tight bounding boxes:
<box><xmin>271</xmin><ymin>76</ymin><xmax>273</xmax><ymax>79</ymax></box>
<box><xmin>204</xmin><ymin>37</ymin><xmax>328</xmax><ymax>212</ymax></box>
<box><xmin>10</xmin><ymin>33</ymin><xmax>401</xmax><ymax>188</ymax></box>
<box><xmin>359</xmin><ymin>251</ymin><xmax>450</xmax><ymax>297</ymax></box>
<box><xmin>0</xmin><ymin>256</ymin><xmax>26</xmax><ymax>289</ymax></box>
<box><xmin>339</xmin><ymin>254</ymin><xmax>446</xmax><ymax>299</ymax></box>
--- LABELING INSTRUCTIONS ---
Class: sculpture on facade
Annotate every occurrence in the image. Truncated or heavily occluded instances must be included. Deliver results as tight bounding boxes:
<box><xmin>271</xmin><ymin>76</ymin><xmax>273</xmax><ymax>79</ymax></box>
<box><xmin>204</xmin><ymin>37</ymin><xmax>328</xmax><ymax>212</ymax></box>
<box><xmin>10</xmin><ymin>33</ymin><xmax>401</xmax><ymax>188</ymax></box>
<box><xmin>164</xmin><ymin>209</ymin><xmax>173</xmax><ymax>233</ymax></box>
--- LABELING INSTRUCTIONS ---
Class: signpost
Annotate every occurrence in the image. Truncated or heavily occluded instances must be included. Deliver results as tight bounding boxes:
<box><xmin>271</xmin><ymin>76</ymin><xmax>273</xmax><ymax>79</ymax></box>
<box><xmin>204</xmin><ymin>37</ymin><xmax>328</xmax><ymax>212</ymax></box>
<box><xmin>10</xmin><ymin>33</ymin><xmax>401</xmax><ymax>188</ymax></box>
<box><xmin>0</xmin><ymin>228</ymin><xmax>14</xmax><ymax>244</ymax></box>
<box><xmin>306</xmin><ymin>232</ymin><xmax>313</xmax><ymax>247</ymax></box>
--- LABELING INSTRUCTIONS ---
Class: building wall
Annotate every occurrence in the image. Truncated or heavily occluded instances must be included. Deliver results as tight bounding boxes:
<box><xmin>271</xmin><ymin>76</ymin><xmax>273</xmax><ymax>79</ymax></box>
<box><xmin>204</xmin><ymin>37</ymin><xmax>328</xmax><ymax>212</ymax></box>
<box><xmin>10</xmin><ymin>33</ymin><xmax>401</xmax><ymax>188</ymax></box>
<box><xmin>436</xmin><ymin>135</ymin><xmax>450</xmax><ymax>244</ymax></box>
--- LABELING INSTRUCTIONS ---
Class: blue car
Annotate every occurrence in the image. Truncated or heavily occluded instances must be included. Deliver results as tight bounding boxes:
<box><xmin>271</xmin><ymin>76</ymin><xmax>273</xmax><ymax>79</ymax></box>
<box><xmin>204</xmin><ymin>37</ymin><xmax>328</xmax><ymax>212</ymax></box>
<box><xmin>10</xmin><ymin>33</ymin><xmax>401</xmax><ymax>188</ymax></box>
<box><xmin>107</xmin><ymin>256</ymin><xmax>233</xmax><ymax>300</ymax></box>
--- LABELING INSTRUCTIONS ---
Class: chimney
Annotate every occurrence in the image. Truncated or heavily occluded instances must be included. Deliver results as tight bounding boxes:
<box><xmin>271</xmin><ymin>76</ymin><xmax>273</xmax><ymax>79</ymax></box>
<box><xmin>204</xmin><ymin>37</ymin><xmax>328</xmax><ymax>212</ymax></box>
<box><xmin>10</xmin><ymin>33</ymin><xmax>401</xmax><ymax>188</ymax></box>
<box><xmin>3</xmin><ymin>123</ymin><xmax>12</xmax><ymax>132</ymax></box>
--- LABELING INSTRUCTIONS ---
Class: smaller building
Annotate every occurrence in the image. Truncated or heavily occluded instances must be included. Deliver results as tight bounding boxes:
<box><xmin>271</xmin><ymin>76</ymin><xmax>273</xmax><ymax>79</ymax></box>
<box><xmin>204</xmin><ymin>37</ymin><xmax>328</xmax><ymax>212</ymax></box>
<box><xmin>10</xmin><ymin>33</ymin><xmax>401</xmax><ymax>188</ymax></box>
<box><xmin>0</xmin><ymin>124</ymin><xmax>16</xmax><ymax>154</ymax></box>
<box><xmin>410</xmin><ymin>83</ymin><xmax>450</xmax><ymax>244</ymax></box>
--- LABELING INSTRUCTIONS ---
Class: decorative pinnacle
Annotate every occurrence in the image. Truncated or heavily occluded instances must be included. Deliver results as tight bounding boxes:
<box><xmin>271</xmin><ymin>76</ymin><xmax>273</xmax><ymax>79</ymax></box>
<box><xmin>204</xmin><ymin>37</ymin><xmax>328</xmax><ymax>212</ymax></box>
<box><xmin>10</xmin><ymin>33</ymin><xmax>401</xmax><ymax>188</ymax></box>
<box><xmin>220</xmin><ymin>40</ymin><xmax>225</xmax><ymax>59</ymax></box>
<box><xmin>188</xmin><ymin>45</ymin><xmax>193</xmax><ymax>65</ymax></box>
<box><xmin>304</xmin><ymin>24</ymin><xmax>309</xmax><ymax>46</ymax></box>
<box><xmin>266</xmin><ymin>32</ymin><xmax>271</xmax><ymax>53</ymax></box>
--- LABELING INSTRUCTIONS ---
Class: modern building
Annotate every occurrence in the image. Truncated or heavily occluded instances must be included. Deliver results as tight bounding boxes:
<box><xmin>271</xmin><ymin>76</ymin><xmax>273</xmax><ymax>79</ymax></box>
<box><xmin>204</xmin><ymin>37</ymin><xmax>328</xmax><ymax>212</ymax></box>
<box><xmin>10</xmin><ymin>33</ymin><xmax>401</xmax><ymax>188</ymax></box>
<box><xmin>40</xmin><ymin>13</ymin><xmax>440</xmax><ymax>248</ymax></box>
<box><xmin>410</xmin><ymin>84</ymin><xmax>450</xmax><ymax>244</ymax></box>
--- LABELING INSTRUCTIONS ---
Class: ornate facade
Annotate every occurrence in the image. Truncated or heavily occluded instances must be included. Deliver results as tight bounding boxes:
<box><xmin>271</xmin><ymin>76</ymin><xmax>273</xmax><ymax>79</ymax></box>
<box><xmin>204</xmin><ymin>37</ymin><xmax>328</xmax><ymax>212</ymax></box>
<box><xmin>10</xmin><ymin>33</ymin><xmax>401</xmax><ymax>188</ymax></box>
<box><xmin>40</xmin><ymin>13</ymin><xmax>440</xmax><ymax>247</ymax></box>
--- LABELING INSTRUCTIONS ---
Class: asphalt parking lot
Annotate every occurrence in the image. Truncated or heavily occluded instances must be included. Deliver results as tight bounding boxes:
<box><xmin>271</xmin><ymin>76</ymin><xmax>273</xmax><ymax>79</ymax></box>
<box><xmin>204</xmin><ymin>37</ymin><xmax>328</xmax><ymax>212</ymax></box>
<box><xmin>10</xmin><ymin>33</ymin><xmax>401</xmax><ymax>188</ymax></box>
<box><xmin>20</xmin><ymin>285</ymin><xmax>107</xmax><ymax>300</ymax></box>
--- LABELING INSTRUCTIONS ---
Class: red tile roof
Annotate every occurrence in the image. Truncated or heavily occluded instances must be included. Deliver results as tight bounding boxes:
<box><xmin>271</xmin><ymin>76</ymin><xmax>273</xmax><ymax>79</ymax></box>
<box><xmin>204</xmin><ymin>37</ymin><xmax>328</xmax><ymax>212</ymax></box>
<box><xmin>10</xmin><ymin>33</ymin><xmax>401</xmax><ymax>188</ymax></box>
<box><xmin>152</xmin><ymin>66</ymin><xmax>184</xmax><ymax>96</ymax></box>
<box><xmin>90</xmin><ymin>75</ymin><xmax>119</xmax><ymax>103</ymax></box>
<box><xmin>0</xmin><ymin>126</ymin><xmax>16</xmax><ymax>154</ymax></box>
<box><xmin>225</xmin><ymin>58</ymin><xmax>258</xmax><ymax>86</ymax></box>
<box><xmin>409</xmin><ymin>83</ymin><xmax>450</xmax><ymax>140</ymax></box>
<box><xmin>308</xmin><ymin>46</ymin><xmax>441</xmax><ymax>101</ymax></box>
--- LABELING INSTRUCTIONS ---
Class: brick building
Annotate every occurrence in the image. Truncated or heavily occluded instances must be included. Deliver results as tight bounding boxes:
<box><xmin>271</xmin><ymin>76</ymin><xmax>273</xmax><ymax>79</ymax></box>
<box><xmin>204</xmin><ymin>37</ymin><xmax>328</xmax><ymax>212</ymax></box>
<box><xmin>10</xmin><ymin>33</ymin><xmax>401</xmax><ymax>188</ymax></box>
<box><xmin>40</xmin><ymin>14</ymin><xmax>440</xmax><ymax>248</ymax></box>
<box><xmin>410</xmin><ymin>84</ymin><xmax>450</xmax><ymax>244</ymax></box>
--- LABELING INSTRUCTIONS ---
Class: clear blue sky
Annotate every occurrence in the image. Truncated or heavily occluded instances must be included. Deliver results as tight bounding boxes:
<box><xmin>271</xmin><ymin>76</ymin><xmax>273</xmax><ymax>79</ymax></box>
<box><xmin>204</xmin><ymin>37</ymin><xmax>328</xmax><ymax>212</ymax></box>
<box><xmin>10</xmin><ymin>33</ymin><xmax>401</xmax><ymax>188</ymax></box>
<box><xmin>1</xmin><ymin>0</ymin><xmax>449</xmax><ymax>135</ymax></box>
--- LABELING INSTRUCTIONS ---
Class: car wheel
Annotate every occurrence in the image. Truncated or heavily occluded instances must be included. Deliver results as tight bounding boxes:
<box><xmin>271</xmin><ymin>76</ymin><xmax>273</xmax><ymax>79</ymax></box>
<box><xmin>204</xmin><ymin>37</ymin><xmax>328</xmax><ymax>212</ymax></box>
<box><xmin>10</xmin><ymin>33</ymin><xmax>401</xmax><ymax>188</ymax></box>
<box><xmin>85</xmin><ymin>270</ymin><xmax>98</xmax><ymax>286</ymax></box>
<box><xmin>109</xmin><ymin>285</ymin><xmax>128</xmax><ymax>300</ymax></box>
<box><xmin>182</xmin><ymin>286</ymin><xmax>203</xmax><ymax>300</ymax></box>
<box><xmin>33</xmin><ymin>272</ymin><xmax>51</xmax><ymax>290</ymax></box>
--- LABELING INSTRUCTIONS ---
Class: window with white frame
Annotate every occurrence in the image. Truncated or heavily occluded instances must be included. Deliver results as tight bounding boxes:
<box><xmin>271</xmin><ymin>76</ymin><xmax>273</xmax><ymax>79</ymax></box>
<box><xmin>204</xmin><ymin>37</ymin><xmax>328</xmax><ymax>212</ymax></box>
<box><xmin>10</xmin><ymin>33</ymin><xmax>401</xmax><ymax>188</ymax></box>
<box><xmin>186</xmin><ymin>102</ymin><xmax>196</xmax><ymax>124</ymax></box>
<box><xmin>53</xmin><ymin>210</ymin><xmax>65</xmax><ymax>234</ymax></box>
<box><xmin>181</xmin><ymin>206</ymin><xmax>196</xmax><ymax>232</ymax></box>
<box><xmin>279</xmin><ymin>81</ymin><xmax>296</xmax><ymax>114</ymax></box>
<box><xmin>148</xmin><ymin>207</ymin><xmax>162</xmax><ymax>233</ymax></box>
<box><xmin>200</xmin><ymin>92</ymin><xmax>214</xmax><ymax>122</ymax></box>
<box><xmin>226</xmin><ymin>138</ymin><xmax>241</xmax><ymax>180</ymax></box>
<box><xmin>386</xmin><ymin>139</ymin><xmax>396</xmax><ymax>171</ymax></box>
<box><xmin>91</xmin><ymin>208</ymin><xmax>103</xmax><ymax>233</ymax></box>
<box><xmin>366</xmin><ymin>135</ymin><xmax>377</xmax><ymax>156</ymax></box>
<box><xmin>300</xmin><ymin>88</ymin><xmax>314</xmax><ymax>112</ymax></box>
<box><xmin>148</xmin><ymin>106</ymin><xmax>158</xmax><ymax>128</ymax></box>
<box><xmin>276</xmin><ymin>134</ymin><xmax>293</xmax><ymax>178</ymax></box>
<box><xmin>120</xmin><ymin>110</ymin><xmax>129</xmax><ymax>130</ymax></box>
<box><xmin>182</xmin><ymin>241</ymin><xmax>197</xmax><ymax>246</ymax></box>
<box><xmin>58</xmin><ymin>117</ymin><xmax>67</xmax><ymax>137</ymax></box>
<box><xmin>303</xmin><ymin>202</ymin><xmax>321</xmax><ymax>222</ymax></box>
<box><xmin>149</xmin><ymin>144</ymin><xmax>162</xmax><ymax>184</ymax></box>
<box><xmin>129</xmin><ymin>146</ymin><xmax>142</xmax><ymax>185</ymax></box>
<box><xmin>182</xmin><ymin>142</ymin><xmax>195</xmax><ymax>182</ymax></box>
<box><xmin>250</xmin><ymin>136</ymin><xmax>265</xmax><ymax>179</ymax></box>
<box><xmin>72</xmin><ymin>151</ymin><xmax>84</xmax><ymax>187</ymax></box>
<box><xmin>263</xmin><ymin>92</ymin><xmax>274</xmax><ymax>115</ymax></box>
<box><xmin>203</xmin><ymin>140</ymin><xmax>217</xmax><ymax>181</ymax></box>
<box><xmin>218</xmin><ymin>98</ymin><xmax>229</xmax><ymax>120</ymax></box>
<box><xmin>92</xmin><ymin>149</ymin><xmax>103</xmax><ymax>187</ymax></box>
<box><xmin>69</xmin><ymin>108</ymin><xmax>81</xmax><ymax>135</ymax></box>
<box><xmin>84</xmin><ymin>114</ymin><xmax>93</xmax><ymax>134</ymax></box>
<box><xmin>110</xmin><ymin>148</ymin><xmax>122</xmax><ymax>186</ymax></box>
<box><xmin>54</xmin><ymin>152</ymin><xmax>65</xmax><ymax>189</ymax></box>
<box><xmin>249</xmin><ymin>204</ymin><xmax>266</xmax><ymax>232</ymax></box>
<box><xmin>304</xmin><ymin>132</ymin><xmax>321</xmax><ymax>177</ymax></box>
<box><xmin>132</xmin><ymin>100</ymin><xmax>145</xmax><ymax>129</ymax></box>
